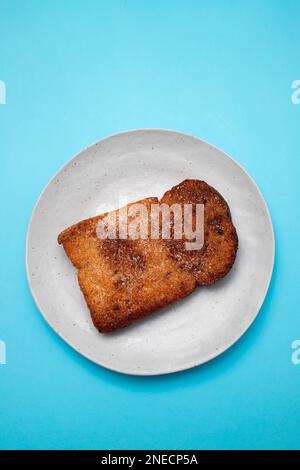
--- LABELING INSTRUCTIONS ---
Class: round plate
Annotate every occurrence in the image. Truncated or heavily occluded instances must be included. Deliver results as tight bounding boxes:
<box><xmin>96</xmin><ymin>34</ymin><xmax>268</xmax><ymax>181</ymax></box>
<box><xmin>26</xmin><ymin>129</ymin><xmax>275</xmax><ymax>375</ymax></box>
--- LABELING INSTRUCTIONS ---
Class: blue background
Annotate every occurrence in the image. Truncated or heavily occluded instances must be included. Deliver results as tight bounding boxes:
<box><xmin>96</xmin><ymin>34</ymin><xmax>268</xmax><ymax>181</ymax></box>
<box><xmin>0</xmin><ymin>0</ymin><xmax>299</xmax><ymax>450</ymax></box>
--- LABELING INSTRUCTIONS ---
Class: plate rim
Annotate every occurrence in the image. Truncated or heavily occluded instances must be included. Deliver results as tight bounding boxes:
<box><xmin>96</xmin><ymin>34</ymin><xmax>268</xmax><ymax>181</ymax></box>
<box><xmin>25</xmin><ymin>128</ymin><xmax>275</xmax><ymax>376</ymax></box>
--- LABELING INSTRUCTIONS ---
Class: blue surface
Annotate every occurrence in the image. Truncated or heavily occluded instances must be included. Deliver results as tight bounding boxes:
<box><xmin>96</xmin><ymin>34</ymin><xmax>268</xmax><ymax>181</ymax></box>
<box><xmin>1</xmin><ymin>0</ymin><xmax>299</xmax><ymax>450</ymax></box>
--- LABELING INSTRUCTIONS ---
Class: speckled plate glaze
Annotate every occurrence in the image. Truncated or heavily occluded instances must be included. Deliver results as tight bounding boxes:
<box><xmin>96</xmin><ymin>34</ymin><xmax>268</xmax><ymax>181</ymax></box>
<box><xmin>26</xmin><ymin>129</ymin><xmax>275</xmax><ymax>375</ymax></box>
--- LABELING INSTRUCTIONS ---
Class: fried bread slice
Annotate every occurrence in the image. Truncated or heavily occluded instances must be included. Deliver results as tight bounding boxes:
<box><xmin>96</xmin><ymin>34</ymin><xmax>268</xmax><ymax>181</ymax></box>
<box><xmin>58</xmin><ymin>180</ymin><xmax>238</xmax><ymax>332</ymax></box>
<box><xmin>161</xmin><ymin>179</ymin><xmax>238</xmax><ymax>285</ymax></box>
<box><xmin>58</xmin><ymin>197</ymin><xmax>197</xmax><ymax>332</ymax></box>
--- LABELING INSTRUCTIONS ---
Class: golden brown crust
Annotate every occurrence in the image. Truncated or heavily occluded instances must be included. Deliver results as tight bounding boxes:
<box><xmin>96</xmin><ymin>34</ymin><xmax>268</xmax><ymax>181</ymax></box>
<box><xmin>58</xmin><ymin>180</ymin><xmax>238</xmax><ymax>333</ymax></box>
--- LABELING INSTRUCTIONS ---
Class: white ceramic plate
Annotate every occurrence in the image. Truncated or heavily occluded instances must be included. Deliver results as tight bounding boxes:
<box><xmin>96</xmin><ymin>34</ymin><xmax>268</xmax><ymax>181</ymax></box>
<box><xmin>26</xmin><ymin>129</ymin><xmax>275</xmax><ymax>375</ymax></box>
